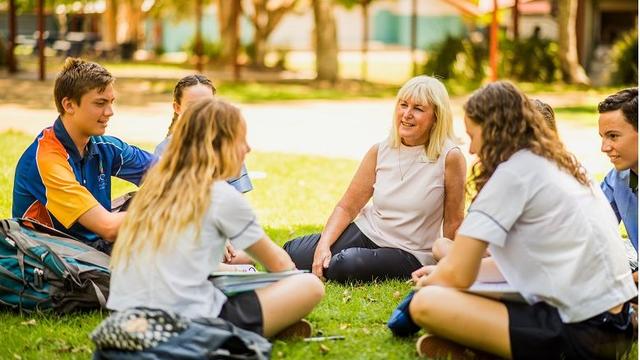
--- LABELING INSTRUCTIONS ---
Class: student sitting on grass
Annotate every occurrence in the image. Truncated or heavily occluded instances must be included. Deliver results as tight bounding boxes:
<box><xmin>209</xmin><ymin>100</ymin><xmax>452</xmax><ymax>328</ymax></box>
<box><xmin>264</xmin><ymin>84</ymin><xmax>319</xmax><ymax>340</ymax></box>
<box><xmin>12</xmin><ymin>58</ymin><xmax>154</xmax><ymax>254</ymax></box>
<box><xmin>430</xmin><ymin>98</ymin><xmax>558</xmax><ymax>263</ymax></box>
<box><xmin>283</xmin><ymin>75</ymin><xmax>466</xmax><ymax>283</ymax></box>
<box><xmin>155</xmin><ymin>74</ymin><xmax>254</xmax><ymax>267</ymax></box>
<box><xmin>107</xmin><ymin>98</ymin><xmax>324</xmax><ymax>338</ymax></box>
<box><xmin>407</xmin><ymin>82</ymin><xmax>636</xmax><ymax>359</ymax></box>
<box><xmin>598</xmin><ymin>88</ymin><xmax>638</xmax><ymax>283</ymax></box>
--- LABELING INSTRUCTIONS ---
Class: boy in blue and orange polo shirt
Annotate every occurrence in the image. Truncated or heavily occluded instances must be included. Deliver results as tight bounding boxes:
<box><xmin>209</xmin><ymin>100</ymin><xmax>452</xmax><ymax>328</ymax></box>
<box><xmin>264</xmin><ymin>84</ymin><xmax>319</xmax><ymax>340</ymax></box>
<box><xmin>598</xmin><ymin>88</ymin><xmax>638</xmax><ymax>283</ymax></box>
<box><xmin>12</xmin><ymin>58</ymin><xmax>154</xmax><ymax>253</ymax></box>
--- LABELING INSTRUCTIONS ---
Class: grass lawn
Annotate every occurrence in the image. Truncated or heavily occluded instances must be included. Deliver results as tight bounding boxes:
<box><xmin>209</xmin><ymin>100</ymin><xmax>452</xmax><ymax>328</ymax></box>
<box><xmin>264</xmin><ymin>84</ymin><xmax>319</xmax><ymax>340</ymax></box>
<box><xmin>0</xmin><ymin>131</ymin><xmax>636</xmax><ymax>359</ymax></box>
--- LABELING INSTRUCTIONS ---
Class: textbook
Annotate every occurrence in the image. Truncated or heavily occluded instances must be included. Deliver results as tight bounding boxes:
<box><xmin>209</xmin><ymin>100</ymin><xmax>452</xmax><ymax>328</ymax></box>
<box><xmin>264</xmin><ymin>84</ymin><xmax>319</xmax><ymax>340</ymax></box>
<box><xmin>465</xmin><ymin>281</ymin><xmax>526</xmax><ymax>303</ymax></box>
<box><xmin>209</xmin><ymin>270</ymin><xmax>307</xmax><ymax>295</ymax></box>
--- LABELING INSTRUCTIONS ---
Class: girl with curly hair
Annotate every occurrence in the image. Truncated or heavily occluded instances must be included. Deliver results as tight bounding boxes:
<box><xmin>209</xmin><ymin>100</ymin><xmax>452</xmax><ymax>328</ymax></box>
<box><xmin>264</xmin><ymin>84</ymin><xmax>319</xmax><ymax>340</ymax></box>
<box><xmin>406</xmin><ymin>82</ymin><xmax>636</xmax><ymax>359</ymax></box>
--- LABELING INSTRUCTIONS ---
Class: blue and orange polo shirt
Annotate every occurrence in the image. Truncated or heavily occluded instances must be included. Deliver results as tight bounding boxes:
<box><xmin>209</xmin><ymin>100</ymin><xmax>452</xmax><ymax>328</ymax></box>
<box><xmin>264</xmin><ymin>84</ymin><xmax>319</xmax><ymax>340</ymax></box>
<box><xmin>12</xmin><ymin>118</ymin><xmax>154</xmax><ymax>243</ymax></box>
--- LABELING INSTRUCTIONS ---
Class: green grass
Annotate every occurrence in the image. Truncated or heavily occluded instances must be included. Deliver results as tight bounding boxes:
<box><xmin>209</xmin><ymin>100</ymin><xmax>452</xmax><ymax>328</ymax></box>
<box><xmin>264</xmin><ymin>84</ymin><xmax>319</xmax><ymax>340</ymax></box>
<box><xmin>0</xmin><ymin>131</ymin><xmax>424</xmax><ymax>359</ymax></box>
<box><xmin>0</xmin><ymin>131</ymin><xmax>636</xmax><ymax>359</ymax></box>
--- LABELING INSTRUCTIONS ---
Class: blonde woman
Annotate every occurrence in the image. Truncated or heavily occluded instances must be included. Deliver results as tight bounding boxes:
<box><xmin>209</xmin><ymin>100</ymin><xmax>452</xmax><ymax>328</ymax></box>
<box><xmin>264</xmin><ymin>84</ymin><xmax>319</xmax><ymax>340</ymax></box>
<box><xmin>284</xmin><ymin>76</ymin><xmax>466</xmax><ymax>282</ymax></box>
<box><xmin>107</xmin><ymin>99</ymin><xmax>324</xmax><ymax>338</ymax></box>
<box><xmin>408</xmin><ymin>82</ymin><xmax>635</xmax><ymax>359</ymax></box>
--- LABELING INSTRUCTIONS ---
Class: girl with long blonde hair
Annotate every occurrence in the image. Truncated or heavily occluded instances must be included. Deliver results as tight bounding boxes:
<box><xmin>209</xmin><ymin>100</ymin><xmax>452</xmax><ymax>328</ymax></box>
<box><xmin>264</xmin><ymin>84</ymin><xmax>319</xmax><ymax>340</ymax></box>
<box><xmin>107</xmin><ymin>98</ymin><xmax>324</xmax><ymax>338</ymax></box>
<box><xmin>405</xmin><ymin>82</ymin><xmax>635</xmax><ymax>359</ymax></box>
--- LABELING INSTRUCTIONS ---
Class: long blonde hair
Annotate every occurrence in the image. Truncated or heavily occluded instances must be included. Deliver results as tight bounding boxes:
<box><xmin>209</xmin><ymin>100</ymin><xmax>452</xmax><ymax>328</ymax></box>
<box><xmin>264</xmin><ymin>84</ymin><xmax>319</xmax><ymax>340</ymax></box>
<box><xmin>389</xmin><ymin>75</ymin><xmax>457</xmax><ymax>161</ymax></box>
<box><xmin>111</xmin><ymin>98</ymin><xmax>244</xmax><ymax>268</ymax></box>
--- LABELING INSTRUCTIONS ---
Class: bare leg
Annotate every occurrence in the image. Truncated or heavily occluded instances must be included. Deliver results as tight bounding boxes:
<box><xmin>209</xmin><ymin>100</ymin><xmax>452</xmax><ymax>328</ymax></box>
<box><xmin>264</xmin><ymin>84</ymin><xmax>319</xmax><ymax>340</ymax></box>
<box><xmin>255</xmin><ymin>273</ymin><xmax>325</xmax><ymax>337</ymax></box>
<box><xmin>409</xmin><ymin>286</ymin><xmax>512</xmax><ymax>359</ymax></box>
<box><xmin>432</xmin><ymin>237</ymin><xmax>454</xmax><ymax>262</ymax></box>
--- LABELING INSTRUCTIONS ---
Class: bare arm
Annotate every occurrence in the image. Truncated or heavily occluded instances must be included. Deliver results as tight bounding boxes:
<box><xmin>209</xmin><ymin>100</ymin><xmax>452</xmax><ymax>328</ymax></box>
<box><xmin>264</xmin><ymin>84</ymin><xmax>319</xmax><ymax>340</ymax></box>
<box><xmin>245</xmin><ymin>236</ymin><xmax>296</xmax><ymax>272</ymax></box>
<box><xmin>77</xmin><ymin>204</ymin><xmax>126</xmax><ymax>242</ymax></box>
<box><xmin>417</xmin><ymin>234</ymin><xmax>487</xmax><ymax>289</ymax></box>
<box><xmin>442</xmin><ymin>148</ymin><xmax>466</xmax><ymax>239</ymax></box>
<box><xmin>312</xmin><ymin>144</ymin><xmax>378</xmax><ymax>277</ymax></box>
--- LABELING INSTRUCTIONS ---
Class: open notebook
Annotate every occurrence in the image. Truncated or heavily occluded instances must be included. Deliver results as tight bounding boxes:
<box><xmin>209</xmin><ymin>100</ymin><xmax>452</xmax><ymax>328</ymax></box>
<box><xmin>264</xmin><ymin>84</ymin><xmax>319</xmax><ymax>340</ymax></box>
<box><xmin>209</xmin><ymin>270</ymin><xmax>307</xmax><ymax>295</ymax></box>
<box><xmin>466</xmin><ymin>281</ymin><xmax>526</xmax><ymax>303</ymax></box>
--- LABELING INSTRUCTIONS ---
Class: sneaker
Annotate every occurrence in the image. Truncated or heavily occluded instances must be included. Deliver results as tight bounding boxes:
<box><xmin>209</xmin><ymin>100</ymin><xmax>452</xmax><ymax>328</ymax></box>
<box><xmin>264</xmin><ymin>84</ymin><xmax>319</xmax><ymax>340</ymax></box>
<box><xmin>416</xmin><ymin>334</ymin><xmax>497</xmax><ymax>359</ymax></box>
<box><xmin>274</xmin><ymin>319</ymin><xmax>312</xmax><ymax>340</ymax></box>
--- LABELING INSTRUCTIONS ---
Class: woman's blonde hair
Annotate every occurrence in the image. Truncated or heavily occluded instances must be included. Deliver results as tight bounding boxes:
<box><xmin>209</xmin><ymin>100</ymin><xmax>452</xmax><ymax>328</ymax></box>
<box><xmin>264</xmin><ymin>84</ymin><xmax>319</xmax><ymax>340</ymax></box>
<box><xmin>389</xmin><ymin>75</ymin><xmax>457</xmax><ymax>161</ymax></box>
<box><xmin>464</xmin><ymin>81</ymin><xmax>589</xmax><ymax>198</ymax></box>
<box><xmin>111</xmin><ymin>98</ymin><xmax>245</xmax><ymax>268</ymax></box>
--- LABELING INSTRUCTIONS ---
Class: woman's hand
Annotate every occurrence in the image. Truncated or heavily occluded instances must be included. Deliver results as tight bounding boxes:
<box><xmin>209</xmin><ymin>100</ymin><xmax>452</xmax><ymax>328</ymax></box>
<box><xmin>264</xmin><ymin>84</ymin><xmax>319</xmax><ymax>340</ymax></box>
<box><xmin>411</xmin><ymin>265</ymin><xmax>437</xmax><ymax>286</ymax></box>
<box><xmin>223</xmin><ymin>241</ymin><xmax>237</xmax><ymax>263</ymax></box>
<box><xmin>312</xmin><ymin>245</ymin><xmax>332</xmax><ymax>280</ymax></box>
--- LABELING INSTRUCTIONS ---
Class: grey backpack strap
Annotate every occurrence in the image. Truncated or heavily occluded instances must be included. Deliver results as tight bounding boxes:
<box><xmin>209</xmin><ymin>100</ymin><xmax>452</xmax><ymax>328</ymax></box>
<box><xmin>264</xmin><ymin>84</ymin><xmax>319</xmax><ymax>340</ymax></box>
<box><xmin>90</xmin><ymin>280</ymin><xmax>107</xmax><ymax>307</ymax></box>
<box><xmin>75</xmin><ymin>251</ymin><xmax>111</xmax><ymax>269</ymax></box>
<box><xmin>4</xmin><ymin>222</ymin><xmax>43</xmax><ymax>257</ymax></box>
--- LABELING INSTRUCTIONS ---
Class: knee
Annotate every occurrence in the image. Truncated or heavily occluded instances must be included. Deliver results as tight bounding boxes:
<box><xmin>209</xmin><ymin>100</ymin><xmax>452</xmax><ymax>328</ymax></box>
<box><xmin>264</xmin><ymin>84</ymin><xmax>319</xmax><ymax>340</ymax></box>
<box><xmin>283</xmin><ymin>234</ymin><xmax>319</xmax><ymax>256</ymax></box>
<box><xmin>296</xmin><ymin>273</ymin><xmax>325</xmax><ymax>304</ymax></box>
<box><xmin>409</xmin><ymin>286</ymin><xmax>449</xmax><ymax>329</ymax></box>
<box><xmin>325</xmin><ymin>248</ymin><xmax>365</xmax><ymax>282</ymax></box>
<box><xmin>282</xmin><ymin>238</ymin><xmax>295</xmax><ymax>253</ymax></box>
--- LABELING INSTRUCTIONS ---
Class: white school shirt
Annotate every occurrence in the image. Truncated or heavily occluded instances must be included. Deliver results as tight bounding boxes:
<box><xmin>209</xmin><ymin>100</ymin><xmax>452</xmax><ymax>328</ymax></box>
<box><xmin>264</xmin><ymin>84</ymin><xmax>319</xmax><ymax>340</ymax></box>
<box><xmin>457</xmin><ymin>150</ymin><xmax>636</xmax><ymax>323</ymax></box>
<box><xmin>107</xmin><ymin>181</ymin><xmax>264</xmax><ymax>319</ymax></box>
<box><xmin>355</xmin><ymin>139</ymin><xmax>458</xmax><ymax>265</ymax></box>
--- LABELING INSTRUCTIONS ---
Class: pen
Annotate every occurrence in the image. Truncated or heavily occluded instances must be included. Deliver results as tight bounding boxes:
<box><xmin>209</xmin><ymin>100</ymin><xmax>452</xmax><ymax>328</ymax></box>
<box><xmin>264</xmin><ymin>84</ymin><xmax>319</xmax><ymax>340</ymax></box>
<box><xmin>303</xmin><ymin>335</ymin><xmax>346</xmax><ymax>342</ymax></box>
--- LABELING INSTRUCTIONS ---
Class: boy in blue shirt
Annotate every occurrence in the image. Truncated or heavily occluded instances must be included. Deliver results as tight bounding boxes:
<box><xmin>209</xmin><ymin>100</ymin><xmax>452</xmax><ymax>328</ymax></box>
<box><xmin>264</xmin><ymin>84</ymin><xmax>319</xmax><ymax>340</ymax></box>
<box><xmin>598</xmin><ymin>88</ymin><xmax>638</xmax><ymax>282</ymax></box>
<box><xmin>12</xmin><ymin>58</ymin><xmax>154</xmax><ymax>253</ymax></box>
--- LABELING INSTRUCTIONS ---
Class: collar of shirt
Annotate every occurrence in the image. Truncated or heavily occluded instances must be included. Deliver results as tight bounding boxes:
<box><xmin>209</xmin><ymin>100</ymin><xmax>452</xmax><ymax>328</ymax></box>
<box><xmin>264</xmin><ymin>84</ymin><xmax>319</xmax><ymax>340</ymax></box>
<box><xmin>629</xmin><ymin>170</ymin><xmax>638</xmax><ymax>194</ymax></box>
<box><xmin>53</xmin><ymin>117</ymin><xmax>99</xmax><ymax>163</ymax></box>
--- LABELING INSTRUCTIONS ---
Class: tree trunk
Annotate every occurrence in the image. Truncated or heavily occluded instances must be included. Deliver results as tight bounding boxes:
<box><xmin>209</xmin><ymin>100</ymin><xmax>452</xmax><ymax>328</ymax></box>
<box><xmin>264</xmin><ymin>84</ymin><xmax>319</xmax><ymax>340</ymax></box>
<box><xmin>312</xmin><ymin>0</ymin><xmax>338</xmax><ymax>82</ymax></box>
<box><xmin>153</xmin><ymin>14</ymin><xmax>164</xmax><ymax>54</ymax></box>
<box><xmin>248</xmin><ymin>0</ymin><xmax>298</xmax><ymax>68</ymax></box>
<box><xmin>253</xmin><ymin>29</ymin><xmax>268</xmax><ymax>67</ymax></box>
<box><xmin>361</xmin><ymin>0</ymin><xmax>369</xmax><ymax>81</ymax></box>
<box><xmin>557</xmin><ymin>0</ymin><xmax>589</xmax><ymax>84</ymax></box>
<box><xmin>123</xmin><ymin>0</ymin><xmax>142</xmax><ymax>47</ymax></box>
<box><xmin>195</xmin><ymin>0</ymin><xmax>203</xmax><ymax>73</ymax></box>
<box><xmin>7</xmin><ymin>0</ymin><xmax>17</xmax><ymax>73</ymax></box>
<box><xmin>512</xmin><ymin>0</ymin><xmax>519</xmax><ymax>40</ymax></box>
<box><xmin>102</xmin><ymin>0</ymin><xmax>118</xmax><ymax>51</ymax></box>
<box><xmin>217</xmin><ymin>0</ymin><xmax>241</xmax><ymax>68</ymax></box>
<box><xmin>37</xmin><ymin>0</ymin><xmax>45</xmax><ymax>81</ymax></box>
<box><xmin>250</xmin><ymin>0</ymin><xmax>267</xmax><ymax>67</ymax></box>
<box><xmin>490</xmin><ymin>0</ymin><xmax>499</xmax><ymax>81</ymax></box>
<box><xmin>410</xmin><ymin>0</ymin><xmax>417</xmax><ymax>76</ymax></box>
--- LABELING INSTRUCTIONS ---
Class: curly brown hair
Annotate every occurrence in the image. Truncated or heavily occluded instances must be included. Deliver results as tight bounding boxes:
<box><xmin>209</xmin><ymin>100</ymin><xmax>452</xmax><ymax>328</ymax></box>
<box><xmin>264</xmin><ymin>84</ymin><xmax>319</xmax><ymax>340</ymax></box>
<box><xmin>463</xmin><ymin>81</ymin><xmax>589</xmax><ymax>197</ymax></box>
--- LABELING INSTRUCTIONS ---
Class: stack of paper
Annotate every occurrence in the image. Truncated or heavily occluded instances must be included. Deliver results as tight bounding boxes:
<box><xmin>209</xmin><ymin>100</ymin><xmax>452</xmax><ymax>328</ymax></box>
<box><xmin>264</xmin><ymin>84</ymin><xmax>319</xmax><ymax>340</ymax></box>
<box><xmin>210</xmin><ymin>270</ymin><xmax>307</xmax><ymax>295</ymax></box>
<box><xmin>466</xmin><ymin>281</ymin><xmax>526</xmax><ymax>303</ymax></box>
